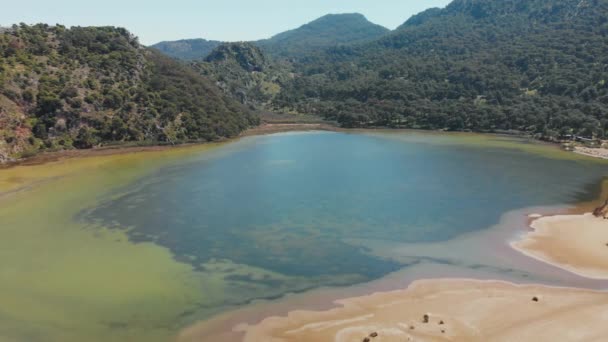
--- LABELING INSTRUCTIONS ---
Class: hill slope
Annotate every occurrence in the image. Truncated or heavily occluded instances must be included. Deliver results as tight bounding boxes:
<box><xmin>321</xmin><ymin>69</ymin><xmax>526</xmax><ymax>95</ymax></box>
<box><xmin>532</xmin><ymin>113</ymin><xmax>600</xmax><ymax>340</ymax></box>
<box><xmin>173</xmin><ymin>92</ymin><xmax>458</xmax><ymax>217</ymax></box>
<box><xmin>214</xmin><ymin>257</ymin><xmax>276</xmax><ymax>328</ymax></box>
<box><xmin>256</xmin><ymin>13</ymin><xmax>390</xmax><ymax>58</ymax></box>
<box><xmin>0</xmin><ymin>24</ymin><xmax>257</xmax><ymax>161</ymax></box>
<box><xmin>191</xmin><ymin>42</ymin><xmax>290</xmax><ymax>108</ymax></box>
<box><xmin>275</xmin><ymin>0</ymin><xmax>608</xmax><ymax>139</ymax></box>
<box><xmin>150</xmin><ymin>38</ymin><xmax>222</xmax><ymax>61</ymax></box>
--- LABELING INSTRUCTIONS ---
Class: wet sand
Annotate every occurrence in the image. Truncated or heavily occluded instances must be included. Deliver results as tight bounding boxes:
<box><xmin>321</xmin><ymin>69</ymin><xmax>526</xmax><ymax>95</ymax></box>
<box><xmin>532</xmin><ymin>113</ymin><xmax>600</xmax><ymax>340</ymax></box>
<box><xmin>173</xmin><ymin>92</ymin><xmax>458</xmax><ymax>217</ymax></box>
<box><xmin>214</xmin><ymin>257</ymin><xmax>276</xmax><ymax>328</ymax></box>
<box><xmin>236</xmin><ymin>279</ymin><xmax>608</xmax><ymax>342</ymax></box>
<box><xmin>512</xmin><ymin>213</ymin><xmax>608</xmax><ymax>279</ymax></box>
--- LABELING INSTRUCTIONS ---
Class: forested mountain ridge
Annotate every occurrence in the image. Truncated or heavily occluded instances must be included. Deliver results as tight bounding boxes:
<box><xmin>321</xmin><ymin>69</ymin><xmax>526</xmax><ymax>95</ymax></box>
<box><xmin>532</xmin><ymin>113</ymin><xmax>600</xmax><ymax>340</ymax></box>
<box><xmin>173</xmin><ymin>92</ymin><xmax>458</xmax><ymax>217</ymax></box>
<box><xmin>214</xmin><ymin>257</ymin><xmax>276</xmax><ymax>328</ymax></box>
<box><xmin>151</xmin><ymin>38</ymin><xmax>222</xmax><ymax>60</ymax></box>
<box><xmin>274</xmin><ymin>0</ymin><xmax>608</xmax><ymax>139</ymax></box>
<box><xmin>0</xmin><ymin>24</ymin><xmax>258</xmax><ymax>162</ymax></box>
<box><xmin>256</xmin><ymin>13</ymin><xmax>390</xmax><ymax>58</ymax></box>
<box><xmin>152</xmin><ymin>13</ymin><xmax>390</xmax><ymax>61</ymax></box>
<box><xmin>3</xmin><ymin>0</ymin><xmax>608</xmax><ymax>162</ymax></box>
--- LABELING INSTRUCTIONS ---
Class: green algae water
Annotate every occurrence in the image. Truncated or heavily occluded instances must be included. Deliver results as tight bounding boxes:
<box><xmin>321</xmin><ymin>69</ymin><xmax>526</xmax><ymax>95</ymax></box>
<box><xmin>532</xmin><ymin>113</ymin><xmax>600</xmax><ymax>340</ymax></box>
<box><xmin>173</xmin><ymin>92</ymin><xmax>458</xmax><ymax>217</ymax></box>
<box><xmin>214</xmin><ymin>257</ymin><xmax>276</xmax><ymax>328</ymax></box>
<box><xmin>1</xmin><ymin>131</ymin><xmax>608</xmax><ymax>341</ymax></box>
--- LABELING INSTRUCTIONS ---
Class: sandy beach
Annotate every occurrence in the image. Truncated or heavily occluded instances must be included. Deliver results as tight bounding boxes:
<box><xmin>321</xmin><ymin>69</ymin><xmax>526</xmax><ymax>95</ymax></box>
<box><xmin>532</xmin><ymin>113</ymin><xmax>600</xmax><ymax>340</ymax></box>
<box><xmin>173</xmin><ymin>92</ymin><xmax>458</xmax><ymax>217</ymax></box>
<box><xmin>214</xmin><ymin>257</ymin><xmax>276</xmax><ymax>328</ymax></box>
<box><xmin>238</xmin><ymin>279</ymin><xmax>608</xmax><ymax>341</ymax></box>
<box><xmin>574</xmin><ymin>146</ymin><xmax>608</xmax><ymax>160</ymax></box>
<box><xmin>512</xmin><ymin>213</ymin><xmax>608</xmax><ymax>279</ymax></box>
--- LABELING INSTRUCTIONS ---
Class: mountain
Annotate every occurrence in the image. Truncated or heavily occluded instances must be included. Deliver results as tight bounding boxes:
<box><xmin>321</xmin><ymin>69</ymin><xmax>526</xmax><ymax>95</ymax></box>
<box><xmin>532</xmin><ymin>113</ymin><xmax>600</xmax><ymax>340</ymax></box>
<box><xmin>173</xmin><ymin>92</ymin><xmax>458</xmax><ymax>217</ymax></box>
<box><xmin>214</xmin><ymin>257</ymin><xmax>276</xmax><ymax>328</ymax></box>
<box><xmin>0</xmin><ymin>24</ymin><xmax>258</xmax><ymax>161</ymax></box>
<box><xmin>273</xmin><ymin>0</ymin><xmax>608</xmax><ymax>139</ymax></box>
<box><xmin>256</xmin><ymin>13</ymin><xmax>390</xmax><ymax>58</ymax></box>
<box><xmin>152</xmin><ymin>13</ymin><xmax>390</xmax><ymax>61</ymax></box>
<box><xmin>4</xmin><ymin>0</ymin><xmax>607</xmax><ymax>163</ymax></box>
<box><xmin>150</xmin><ymin>38</ymin><xmax>222</xmax><ymax>61</ymax></box>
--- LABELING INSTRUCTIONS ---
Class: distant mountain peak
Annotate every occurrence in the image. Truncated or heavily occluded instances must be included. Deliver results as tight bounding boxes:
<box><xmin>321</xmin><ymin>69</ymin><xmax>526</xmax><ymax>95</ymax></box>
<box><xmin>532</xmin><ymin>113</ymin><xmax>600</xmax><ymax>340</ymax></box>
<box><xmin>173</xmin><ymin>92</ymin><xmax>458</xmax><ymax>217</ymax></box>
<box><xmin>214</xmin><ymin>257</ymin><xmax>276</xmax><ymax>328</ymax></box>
<box><xmin>258</xmin><ymin>12</ymin><xmax>389</xmax><ymax>57</ymax></box>
<box><xmin>271</xmin><ymin>12</ymin><xmax>388</xmax><ymax>39</ymax></box>
<box><xmin>308</xmin><ymin>12</ymin><xmax>374</xmax><ymax>24</ymax></box>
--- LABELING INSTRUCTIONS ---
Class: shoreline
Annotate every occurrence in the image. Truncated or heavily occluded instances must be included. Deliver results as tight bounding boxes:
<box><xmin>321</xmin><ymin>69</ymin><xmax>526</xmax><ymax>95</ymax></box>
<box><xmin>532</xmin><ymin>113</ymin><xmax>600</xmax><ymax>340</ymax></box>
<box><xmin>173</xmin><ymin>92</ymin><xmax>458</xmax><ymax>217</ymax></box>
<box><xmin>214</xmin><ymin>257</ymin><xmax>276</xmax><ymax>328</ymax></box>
<box><xmin>177</xmin><ymin>203</ymin><xmax>608</xmax><ymax>342</ymax></box>
<box><xmin>4</xmin><ymin>123</ymin><xmax>600</xmax><ymax>170</ymax></box>
<box><xmin>0</xmin><ymin>123</ymin><xmax>340</xmax><ymax>169</ymax></box>
<box><xmin>509</xmin><ymin>178</ymin><xmax>608</xmax><ymax>279</ymax></box>
<box><xmin>176</xmin><ymin>172</ymin><xmax>608</xmax><ymax>341</ymax></box>
<box><xmin>173</xmin><ymin>155</ymin><xmax>608</xmax><ymax>341</ymax></box>
<box><xmin>224</xmin><ymin>194</ymin><xmax>608</xmax><ymax>341</ymax></box>
<box><xmin>236</xmin><ymin>278</ymin><xmax>608</xmax><ymax>342</ymax></box>
<box><xmin>511</xmin><ymin>212</ymin><xmax>608</xmax><ymax>280</ymax></box>
<box><xmin>573</xmin><ymin>146</ymin><xmax>608</xmax><ymax>160</ymax></box>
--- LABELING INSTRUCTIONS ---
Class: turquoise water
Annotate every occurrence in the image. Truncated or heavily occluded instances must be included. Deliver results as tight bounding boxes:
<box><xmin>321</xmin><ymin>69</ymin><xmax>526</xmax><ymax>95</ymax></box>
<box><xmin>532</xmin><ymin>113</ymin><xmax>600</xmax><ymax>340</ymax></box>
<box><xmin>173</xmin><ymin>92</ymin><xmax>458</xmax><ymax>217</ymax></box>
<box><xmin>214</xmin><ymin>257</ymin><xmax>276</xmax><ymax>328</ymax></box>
<box><xmin>81</xmin><ymin>131</ymin><xmax>608</xmax><ymax>317</ymax></box>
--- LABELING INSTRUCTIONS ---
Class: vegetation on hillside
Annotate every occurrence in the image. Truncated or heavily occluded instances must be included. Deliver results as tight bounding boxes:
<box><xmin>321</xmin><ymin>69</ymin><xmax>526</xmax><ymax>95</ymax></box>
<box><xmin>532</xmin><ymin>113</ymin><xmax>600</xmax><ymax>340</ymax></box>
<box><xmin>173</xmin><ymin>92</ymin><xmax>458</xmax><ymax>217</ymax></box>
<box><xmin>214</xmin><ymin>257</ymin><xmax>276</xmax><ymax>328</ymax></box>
<box><xmin>157</xmin><ymin>2</ymin><xmax>608</xmax><ymax>141</ymax></box>
<box><xmin>151</xmin><ymin>38</ymin><xmax>222</xmax><ymax>61</ymax></box>
<box><xmin>260</xmin><ymin>0</ymin><xmax>608</xmax><ymax>139</ymax></box>
<box><xmin>272</xmin><ymin>0</ymin><xmax>608</xmax><ymax>140</ymax></box>
<box><xmin>191</xmin><ymin>42</ymin><xmax>290</xmax><ymax>108</ymax></box>
<box><xmin>4</xmin><ymin>0</ymin><xmax>608</xmax><ymax>162</ymax></box>
<box><xmin>0</xmin><ymin>24</ymin><xmax>257</xmax><ymax>161</ymax></box>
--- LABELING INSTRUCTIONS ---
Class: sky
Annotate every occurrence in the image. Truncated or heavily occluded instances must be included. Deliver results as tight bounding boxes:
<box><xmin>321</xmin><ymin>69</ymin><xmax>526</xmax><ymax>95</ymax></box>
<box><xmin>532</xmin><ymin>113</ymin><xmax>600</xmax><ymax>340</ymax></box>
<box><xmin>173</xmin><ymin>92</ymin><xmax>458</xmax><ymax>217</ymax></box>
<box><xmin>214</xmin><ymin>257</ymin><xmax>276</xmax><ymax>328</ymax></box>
<box><xmin>0</xmin><ymin>0</ymin><xmax>452</xmax><ymax>45</ymax></box>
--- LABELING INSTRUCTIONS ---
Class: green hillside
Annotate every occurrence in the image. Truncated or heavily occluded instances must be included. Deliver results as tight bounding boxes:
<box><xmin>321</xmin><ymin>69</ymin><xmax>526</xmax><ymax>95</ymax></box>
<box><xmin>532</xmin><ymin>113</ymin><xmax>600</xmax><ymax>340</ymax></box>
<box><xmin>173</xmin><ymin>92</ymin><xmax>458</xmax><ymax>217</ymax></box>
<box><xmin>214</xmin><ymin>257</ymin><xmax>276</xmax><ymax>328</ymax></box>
<box><xmin>191</xmin><ymin>42</ymin><xmax>290</xmax><ymax>108</ymax></box>
<box><xmin>150</xmin><ymin>38</ymin><xmax>222</xmax><ymax>60</ymax></box>
<box><xmin>274</xmin><ymin>0</ymin><xmax>608</xmax><ymax>139</ymax></box>
<box><xmin>0</xmin><ymin>24</ymin><xmax>258</xmax><ymax>161</ymax></box>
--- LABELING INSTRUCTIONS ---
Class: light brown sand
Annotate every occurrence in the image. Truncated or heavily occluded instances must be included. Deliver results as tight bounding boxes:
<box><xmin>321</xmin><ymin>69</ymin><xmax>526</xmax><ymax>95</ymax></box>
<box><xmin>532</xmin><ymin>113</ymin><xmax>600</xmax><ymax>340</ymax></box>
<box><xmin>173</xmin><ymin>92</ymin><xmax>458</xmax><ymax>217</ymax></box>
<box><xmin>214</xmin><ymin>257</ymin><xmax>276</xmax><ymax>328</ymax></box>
<box><xmin>512</xmin><ymin>213</ymin><xmax>608</xmax><ymax>279</ymax></box>
<box><xmin>239</xmin><ymin>279</ymin><xmax>608</xmax><ymax>342</ymax></box>
<box><xmin>574</xmin><ymin>146</ymin><xmax>608</xmax><ymax>160</ymax></box>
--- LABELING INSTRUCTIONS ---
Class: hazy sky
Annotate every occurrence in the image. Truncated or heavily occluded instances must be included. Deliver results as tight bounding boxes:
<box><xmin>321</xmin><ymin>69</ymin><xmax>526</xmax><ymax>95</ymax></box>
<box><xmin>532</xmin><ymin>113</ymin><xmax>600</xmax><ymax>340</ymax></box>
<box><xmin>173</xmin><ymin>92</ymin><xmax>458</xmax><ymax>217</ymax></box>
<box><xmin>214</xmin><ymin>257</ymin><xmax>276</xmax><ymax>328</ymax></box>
<box><xmin>1</xmin><ymin>0</ymin><xmax>452</xmax><ymax>45</ymax></box>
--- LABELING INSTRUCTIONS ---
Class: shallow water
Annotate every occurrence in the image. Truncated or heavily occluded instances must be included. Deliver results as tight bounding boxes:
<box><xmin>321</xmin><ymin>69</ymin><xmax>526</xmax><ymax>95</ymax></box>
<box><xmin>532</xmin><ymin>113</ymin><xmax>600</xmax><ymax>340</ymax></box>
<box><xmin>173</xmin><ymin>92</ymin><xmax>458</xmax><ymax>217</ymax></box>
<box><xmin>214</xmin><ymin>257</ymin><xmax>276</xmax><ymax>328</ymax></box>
<box><xmin>1</xmin><ymin>131</ymin><xmax>607</xmax><ymax>341</ymax></box>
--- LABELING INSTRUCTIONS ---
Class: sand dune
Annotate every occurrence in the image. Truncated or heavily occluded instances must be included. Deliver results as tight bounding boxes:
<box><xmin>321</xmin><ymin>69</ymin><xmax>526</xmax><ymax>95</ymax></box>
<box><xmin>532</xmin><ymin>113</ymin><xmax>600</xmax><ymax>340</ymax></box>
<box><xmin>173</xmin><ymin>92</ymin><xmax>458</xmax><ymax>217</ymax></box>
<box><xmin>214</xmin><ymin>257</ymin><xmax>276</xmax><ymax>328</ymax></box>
<box><xmin>241</xmin><ymin>279</ymin><xmax>608</xmax><ymax>342</ymax></box>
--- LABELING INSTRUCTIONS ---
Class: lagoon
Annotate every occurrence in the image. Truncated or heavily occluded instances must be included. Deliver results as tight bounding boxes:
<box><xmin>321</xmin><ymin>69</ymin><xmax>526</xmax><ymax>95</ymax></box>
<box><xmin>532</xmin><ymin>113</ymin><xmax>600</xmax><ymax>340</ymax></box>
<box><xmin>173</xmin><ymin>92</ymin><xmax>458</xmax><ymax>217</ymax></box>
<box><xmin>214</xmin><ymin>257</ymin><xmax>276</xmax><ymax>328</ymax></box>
<box><xmin>1</xmin><ymin>131</ymin><xmax>607</xmax><ymax>341</ymax></box>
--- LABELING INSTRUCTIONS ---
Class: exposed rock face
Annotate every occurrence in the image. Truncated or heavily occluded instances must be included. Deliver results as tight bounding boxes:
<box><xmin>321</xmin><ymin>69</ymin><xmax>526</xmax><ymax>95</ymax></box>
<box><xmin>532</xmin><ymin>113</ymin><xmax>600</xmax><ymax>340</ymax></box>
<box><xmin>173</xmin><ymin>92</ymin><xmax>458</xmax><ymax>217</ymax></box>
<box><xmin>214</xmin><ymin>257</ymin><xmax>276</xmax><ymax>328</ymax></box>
<box><xmin>593</xmin><ymin>199</ymin><xmax>608</xmax><ymax>219</ymax></box>
<box><xmin>205</xmin><ymin>42</ymin><xmax>269</xmax><ymax>72</ymax></box>
<box><xmin>194</xmin><ymin>42</ymin><xmax>287</xmax><ymax>107</ymax></box>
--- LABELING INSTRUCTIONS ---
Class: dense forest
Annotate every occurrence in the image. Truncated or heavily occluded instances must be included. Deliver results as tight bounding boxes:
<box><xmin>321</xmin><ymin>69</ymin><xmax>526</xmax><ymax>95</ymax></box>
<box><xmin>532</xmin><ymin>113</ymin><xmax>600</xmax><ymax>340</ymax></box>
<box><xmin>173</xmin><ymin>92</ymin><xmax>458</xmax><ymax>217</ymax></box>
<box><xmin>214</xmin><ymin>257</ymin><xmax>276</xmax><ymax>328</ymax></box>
<box><xmin>0</xmin><ymin>24</ymin><xmax>258</xmax><ymax>161</ymax></box>
<box><xmin>159</xmin><ymin>0</ymin><xmax>608</xmax><ymax>141</ymax></box>
<box><xmin>273</xmin><ymin>0</ymin><xmax>608</xmax><ymax>139</ymax></box>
